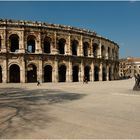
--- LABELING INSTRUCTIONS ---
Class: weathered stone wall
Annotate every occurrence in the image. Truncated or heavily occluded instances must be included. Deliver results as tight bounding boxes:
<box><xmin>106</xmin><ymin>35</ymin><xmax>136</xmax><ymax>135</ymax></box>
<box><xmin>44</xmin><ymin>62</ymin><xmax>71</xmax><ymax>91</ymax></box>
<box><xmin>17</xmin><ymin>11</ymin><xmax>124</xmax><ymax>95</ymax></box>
<box><xmin>0</xmin><ymin>19</ymin><xmax>119</xmax><ymax>83</ymax></box>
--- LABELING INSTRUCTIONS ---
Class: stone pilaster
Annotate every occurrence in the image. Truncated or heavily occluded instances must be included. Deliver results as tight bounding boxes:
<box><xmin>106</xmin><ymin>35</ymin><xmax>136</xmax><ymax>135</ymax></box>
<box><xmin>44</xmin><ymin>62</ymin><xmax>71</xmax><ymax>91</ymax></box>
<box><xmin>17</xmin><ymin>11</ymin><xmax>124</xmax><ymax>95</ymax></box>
<box><xmin>36</xmin><ymin>32</ymin><xmax>42</xmax><ymax>53</ymax></box>
<box><xmin>53</xmin><ymin>57</ymin><xmax>58</xmax><ymax>82</ymax></box>
<box><xmin>67</xmin><ymin>59</ymin><xmax>72</xmax><ymax>82</ymax></box>
<box><xmin>1</xmin><ymin>28</ymin><xmax>7</xmax><ymax>53</ymax></box>
<box><xmin>90</xmin><ymin>62</ymin><xmax>94</xmax><ymax>82</ymax></box>
<box><xmin>66</xmin><ymin>34</ymin><xmax>71</xmax><ymax>55</ymax></box>
<box><xmin>37</xmin><ymin>60</ymin><xmax>43</xmax><ymax>82</ymax></box>
<box><xmin>79</xmin><ymin>60</ymin><xmax>84</xmax><ymax>82</ymax></box>
<box><xmin>99</xmin><ymin>63</ymin><xmax>102</xmax><ymax>81</ymax></box>
<box><xmin>52</xmin><ymin>32</ymin><xmax>58</xmax><ymax>55</ymax></box>
<box><xmin>79</xmin><ymin>35</ymin><xmax>83</xmax><ymax>56</ymax></box>
<box><xmin>106</xmin><ymin>64</ymin><xmax>109</xmax><ymax>81</ymax></box>
<box><xmin>90</xmin><ymin>39</ymin><xmax>93</xmax><ymax>57</ymax></box>
<box><xmin>2</xmin><ymin>59</ymin><xmax>7</xmax><ymax>83</ymax></box>
<box><xmin>98</xmin><ymin>40</ymin><xmax>102</xmax><ymax>58</ymax></box>
<box><xmin>20</xmin><ymin>58</ymin><xmax>25</xmax><ymax>83</ymax></box>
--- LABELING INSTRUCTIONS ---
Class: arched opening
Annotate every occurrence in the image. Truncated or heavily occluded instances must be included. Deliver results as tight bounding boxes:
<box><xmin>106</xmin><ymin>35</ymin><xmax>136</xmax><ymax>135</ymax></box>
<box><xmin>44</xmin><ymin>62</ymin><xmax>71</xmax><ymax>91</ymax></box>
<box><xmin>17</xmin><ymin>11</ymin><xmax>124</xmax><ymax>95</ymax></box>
<box><xmin>94</xmin><ymin>66</ymin><xmax>99</xmax><ymax>81</ymax></box>
<box><xmin>83</xmin><ymin>42</ymin><xmax>89</xmax><ymax>56</ymax></box>
<box><xmin>9</xmin><ymin>64</ymin><xmax>20</xmax><ymax>83</ymax></box>
<box><xmin>44</xmin><ymin>37</ymin><xmax>51</xmax><ymax>53</ymax></box>
<box><xmin>9</xmin><ymin>34</ymin><xmax>19</xmax><ymax>52</ymax></box>
<box><xmin>109</xmin><ymin>67</ymin><xmax>112</xmax><ymax>81</ymax></box>
<box><xmin>72</xmin><ymin>40</ymin><xmax>78</xmax><ymax>56</ymax></box>
<box><xmin>102</xmin><ymin>67</ymin><xmax>107</xmax><ymax>81</ymax></box>
<box><xmin>27</xmin><ymin>35</ymin><xmax>36</xmax><ymax>53</ymax></box>
<box><xmin>58</xmin><ymin>38</ymin><xmax>66</xmax><ymax>54</ymax></box>
<box><xmin>44</xmin><ymin>65</ymin><xmax>52</xmax><ymax>82</ymax></box>
<box><xmin>0</xmin><ymin>66</ymin><xmax>2</xmax><ymax>83</ymax></box>
<box><xmin>101</xmin><ymin>45</ymin><xmax>105</xmax><ymax>59</ymax></box>
<box><xmin>59</xmin><ymin>65</ymin><xmax>66</xmax><ymax>82</ymax></box>
<box><xmin>72</xmin><ymin>65</ymin><xmax>79</xmax><ymax>82</ymax></box>
<box><xmin>93</xmin><ymin>43</ymin><xmax>98</xmax><ymax>58</ymax></box>
<box><xmin>27</xmin><ymin>64</ymin><xmax>37</xmax><ymax>83</ymax></box>
<box><xmin>84</xmin><ymin>66</ymin><xmax>90</xmax><ymax>81</ymax></box>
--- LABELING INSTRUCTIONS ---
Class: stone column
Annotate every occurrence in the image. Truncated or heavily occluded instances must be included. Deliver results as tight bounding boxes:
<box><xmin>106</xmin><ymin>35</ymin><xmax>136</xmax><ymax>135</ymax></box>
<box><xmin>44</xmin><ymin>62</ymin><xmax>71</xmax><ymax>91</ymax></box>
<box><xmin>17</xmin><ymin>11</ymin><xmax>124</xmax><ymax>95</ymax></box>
<box><xmin>19</xmin><ymin>30</ymin><xmax>25</xmax><ymax>53</ymax></box>
<box><xmin>105</xmin><ymin>47</ymin><xmax>108</xmax><ymax>59</ymax></box>
<box><xmin>98</xmin><ymin>40</ymin><xmax>102</xmax><ymax>58</ymax></box>
<box><xmin>67</xmin><ymin>59</ymin><xmax>72</xmax><ymax>82</ymax></box>
<box><xmin>79</xmin><ymin>60</ymin><xmax>84</xmax><ymax>82</ymax></box>
<box><xmin>90</xmin><ymin>39</ymin><xmax>93</xmax><ymax>57</ymax></box>
<box><xmin>36</xmin><ymin>32</ymin><xmax>42</xmax><ymax>54</ymax></box>
<box><xmin>111</xmin><ymin>65</ymin><xmax>114</xmax><ymax>80</ymax></box>
<box><xmin>2</xmin><ymin>58</ymin><xmax>7</xmax><ymax>83</ymax></box>
<box><xmin>79</xmin><ymin>35</ymin><xmax>83</xmax><ymax>56</ymax></box>
<box><xmin>52</xmin><ymin>32</ymin><xmax>58</xmax><ymax>55</ymax></box>
<box><xmin>20</xmin><ymin>58</ymin><xmax>25</xmax><ymax>83</ymax></box>
<box><xmin>66</xmin><ymin>34</ymin><xmax>71</xmax><ymax>55</ymax></box>
<box><xmin>1</xmin><ymin>28</ymin><xmax>7</xmax><ymax>53</ymax></box>
<box><xmin>90</xmin><ymin>62</ymin><xmax>94</xmax><ymax>82</ymax></box>
<box><xmin>106</xmin><ymin>64</ymin><xmax>109</xmax><ymax>81</ymax></box>
<box><xmin>37</xmin><ymin>60</ymin><xmax>43</xmax><ymax>82</ymax></box>
<box><xmin>53</xmin><ymin>57</ymin><xmax>58</xmax><ymax>82</ymax></box>
<box><xmin>99</xmin><ymin>63</ymin><xmax>103</xmax><ymax>81</ymax></box>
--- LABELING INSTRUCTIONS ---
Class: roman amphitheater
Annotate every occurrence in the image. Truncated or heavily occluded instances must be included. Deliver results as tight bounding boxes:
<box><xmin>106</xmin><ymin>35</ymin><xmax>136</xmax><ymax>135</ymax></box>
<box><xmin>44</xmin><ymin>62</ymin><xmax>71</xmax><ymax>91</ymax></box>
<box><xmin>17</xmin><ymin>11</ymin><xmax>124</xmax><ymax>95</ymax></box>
<box><xmin>0</xmin><ymin>19</ymin><xmax>119</xmax><ymax>83</ymax></box>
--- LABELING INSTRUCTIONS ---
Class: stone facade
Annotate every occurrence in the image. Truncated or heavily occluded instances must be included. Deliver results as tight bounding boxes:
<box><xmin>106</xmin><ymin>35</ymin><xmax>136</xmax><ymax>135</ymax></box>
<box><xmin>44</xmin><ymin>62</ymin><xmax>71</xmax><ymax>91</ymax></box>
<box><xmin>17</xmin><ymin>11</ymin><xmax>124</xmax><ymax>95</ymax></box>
<box><xmin>119</xmin><ymin>57</ymin><xmax>140</xmax><ymax>78</ymax></box>
<box><xmin>0</xmin><ymin>19</ymin><xmax>119</xmax><ymax>83</ymax></box>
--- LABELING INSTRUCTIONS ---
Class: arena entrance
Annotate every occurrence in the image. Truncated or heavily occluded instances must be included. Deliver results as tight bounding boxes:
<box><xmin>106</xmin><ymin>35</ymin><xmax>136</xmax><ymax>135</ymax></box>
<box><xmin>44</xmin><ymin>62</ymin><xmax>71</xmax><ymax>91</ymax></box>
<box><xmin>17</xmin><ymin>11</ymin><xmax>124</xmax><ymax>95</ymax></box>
<box><xmin>94</xmin><ymin>66</ymin><xmax>99</xmax><ymax>81</ymax></box>
<box><xmin>72</xmin><ymin>66</ymin><xmax>79</xmax><ymax>82</ymax></box>
<box><xmin>102</xmin><ymin>67</ymin><xmax>107</xmax><ymax>81</ymax></box>
<box><xmin>27</xmin><ymin>64</ymin><xmax>37</xmax><ymax>83</ymax></box>
<box><xmin>0</xmin><ymin>66</ymin><xmax>2</xmax><ymax>83</ymax></box>
<box><xmin>84</xmin><ymin>66</ymin><xmax>90</xmax><ymax>81</ymax></box>
<box><xmin>44</xmin><ymin>65</ymin><xmax>52</xmax><ymax>82</ymax></box>
<box><xmin>9</xmin><ymin>64</ymin><xmax>20</xmax><ymax>83</ymax></box>
<box><xmin>59</xmin><ymin>65</ymin><xmax>66</xmax><ymax>82</ymax></box>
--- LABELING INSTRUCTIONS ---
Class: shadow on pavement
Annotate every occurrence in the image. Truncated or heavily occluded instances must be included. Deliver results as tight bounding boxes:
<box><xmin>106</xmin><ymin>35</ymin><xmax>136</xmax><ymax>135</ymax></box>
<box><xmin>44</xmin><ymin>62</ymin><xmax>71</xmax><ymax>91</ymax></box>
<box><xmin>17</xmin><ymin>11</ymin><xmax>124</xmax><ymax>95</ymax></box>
<box><xmin>0</xmin><ymin>87</ymin><xmax>86</xmax><ymax>138</ymax></box>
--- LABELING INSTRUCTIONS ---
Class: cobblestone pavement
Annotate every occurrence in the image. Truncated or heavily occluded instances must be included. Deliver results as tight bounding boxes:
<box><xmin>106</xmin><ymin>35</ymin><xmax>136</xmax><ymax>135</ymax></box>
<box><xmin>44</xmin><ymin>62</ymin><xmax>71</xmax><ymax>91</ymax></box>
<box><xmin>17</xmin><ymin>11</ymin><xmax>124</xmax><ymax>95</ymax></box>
<box><xmin>0</xmin><ymin>78</ymin><xmax>140</xmax><ymax>139</ymax></box>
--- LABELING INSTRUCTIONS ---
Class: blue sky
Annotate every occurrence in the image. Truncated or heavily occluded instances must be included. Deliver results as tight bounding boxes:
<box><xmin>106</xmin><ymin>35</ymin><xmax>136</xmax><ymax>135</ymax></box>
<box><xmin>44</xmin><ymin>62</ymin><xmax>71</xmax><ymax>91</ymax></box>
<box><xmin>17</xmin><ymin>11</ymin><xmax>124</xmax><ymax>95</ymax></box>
<box><xmin>0</xmin><ymin>1</ymin><xmax>140</xmax><ymax>58</ymax></box>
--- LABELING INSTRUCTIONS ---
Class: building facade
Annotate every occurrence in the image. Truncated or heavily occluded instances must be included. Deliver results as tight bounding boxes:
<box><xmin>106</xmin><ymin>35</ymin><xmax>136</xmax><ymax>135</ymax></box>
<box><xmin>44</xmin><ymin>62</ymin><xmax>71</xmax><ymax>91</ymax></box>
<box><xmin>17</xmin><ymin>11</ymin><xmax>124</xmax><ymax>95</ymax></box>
<box><xmin>119</xmin><ymin>57</ymin><xmax>140</xmax><ymax>78</ymax></box>
<box><xmin>0</xmin><ymin>19</ymin><xmax>119</xmax><ymax>83</ymax></box>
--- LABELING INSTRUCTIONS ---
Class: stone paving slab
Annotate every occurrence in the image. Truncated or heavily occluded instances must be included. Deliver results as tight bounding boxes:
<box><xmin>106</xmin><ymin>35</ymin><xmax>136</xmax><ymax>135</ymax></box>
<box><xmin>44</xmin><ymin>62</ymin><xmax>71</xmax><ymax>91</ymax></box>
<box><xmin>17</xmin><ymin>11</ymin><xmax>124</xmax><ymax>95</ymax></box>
<box><xmin>0</xmin><ymin>78</ymin><xmax>140</xmax><ymax>139</ymax></box>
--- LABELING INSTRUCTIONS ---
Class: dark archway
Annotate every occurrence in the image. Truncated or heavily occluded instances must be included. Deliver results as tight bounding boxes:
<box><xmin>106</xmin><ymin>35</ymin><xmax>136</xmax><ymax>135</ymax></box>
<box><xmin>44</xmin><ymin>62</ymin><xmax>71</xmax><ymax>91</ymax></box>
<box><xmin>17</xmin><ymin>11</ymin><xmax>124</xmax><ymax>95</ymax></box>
<box><xmin>102</xmin><ymin>67</ymin><xmax>107</xmax><ymax>81</ymax></box>
<box><xmin>93</xmin><ymin>43</ymin><xmax>98</xmax><ymax>58</ymax></box>
<box><xmin>72</xmin><ymin>40</ymin><xmax>78</xmax><ymax>56</ymax></box>
<box><xmin>27</xmin><ymin>64</ymin><xmax>37</xmax><ymax>83</ymax></box>
<box><xmin>84</xmin><ymin>66</ymin><xmax>90</xmax><ymax>81</ymax></box>
<box><xmin>83</xmin><ymin>42</ymin><xmax>89</xmax><ymax>56</ymax></box>
<box><xmin>0</xmin><ymin>66</ymin><xmax>2</xmax><ymax>83</ymax></box>
<box><xmin>44</xmin><ymin>37</ymin><xmax>51</xmax><ymax>53</ymax></box>
<box><xmin>9</xmin><ymin>64</ymin><xmax>20</xmax><ymax>83</ymax></box>
<box><xmin>27</xmin><ymin>35</ymin><xmax>36</xmax><ymax>53</ymax></box>
<box><xmin>58</xmin><ymin>38</ymin><xmax>66</xmax><ymax>54</ymax></box>
<box><xmin>72</xmin><ymin>66</ymin><xmax>79</xmax><ymax>82</ymax></box>
<box><xmin>109</xmin><ymin>67</ymin><xmax>112</xmax><ymax>81</ymax></box>
<box><xmin>94</xmin><ymin>66</ymin><xmax>99</xmax><ymax>81</ymax></box>
<box><xmin>9</xmin><ymin>34</ymin><xmax>19</xmax><ymax>52</ymax></box>
<box><xmin>44</xmin><ymin>65</ymin><xmax>52</xmax><ymax>82</ymax></box>
<box><xmin>59</xmin><ymin>65</ymin><xmax>66</xmax><ymax>82</ymax></box>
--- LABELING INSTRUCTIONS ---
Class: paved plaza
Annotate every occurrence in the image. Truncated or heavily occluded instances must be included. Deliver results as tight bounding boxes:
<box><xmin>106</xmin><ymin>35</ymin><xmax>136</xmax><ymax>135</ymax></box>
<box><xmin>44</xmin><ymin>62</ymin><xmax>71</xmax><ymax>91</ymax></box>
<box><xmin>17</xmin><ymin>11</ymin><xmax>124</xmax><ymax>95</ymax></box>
<box><xmin>0</xmin><ymin>78</ymin><xmax>140</xmax><ymax>139</ymax></box>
